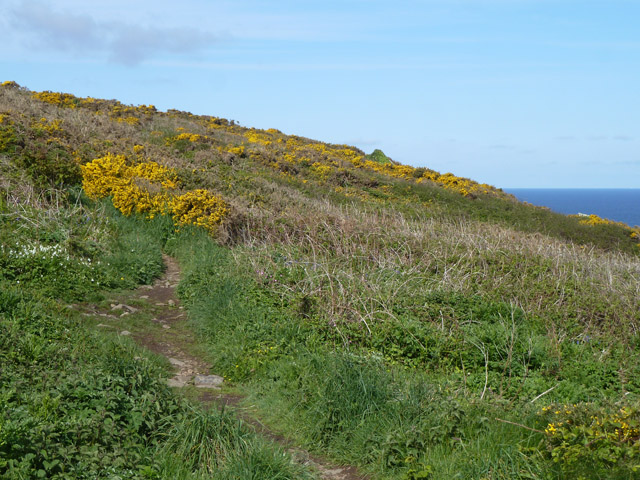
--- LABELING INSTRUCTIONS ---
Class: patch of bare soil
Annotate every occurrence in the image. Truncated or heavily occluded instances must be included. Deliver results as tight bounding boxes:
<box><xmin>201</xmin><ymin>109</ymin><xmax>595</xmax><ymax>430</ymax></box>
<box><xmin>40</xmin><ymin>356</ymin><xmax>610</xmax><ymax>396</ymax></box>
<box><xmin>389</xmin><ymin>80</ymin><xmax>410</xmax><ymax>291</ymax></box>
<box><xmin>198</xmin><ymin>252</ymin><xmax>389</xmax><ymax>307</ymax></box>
<box><xmin>87</xmin><ymin>254</ymin><xmax>369</xmax><ymax>480</ymax></box>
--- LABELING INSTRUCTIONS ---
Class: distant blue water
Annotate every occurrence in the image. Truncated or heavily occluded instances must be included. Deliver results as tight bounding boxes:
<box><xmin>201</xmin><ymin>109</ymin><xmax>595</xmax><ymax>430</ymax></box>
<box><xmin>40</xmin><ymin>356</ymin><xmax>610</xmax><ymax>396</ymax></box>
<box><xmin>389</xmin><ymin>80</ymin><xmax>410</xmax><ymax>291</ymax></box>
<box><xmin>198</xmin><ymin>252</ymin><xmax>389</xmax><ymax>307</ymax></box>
<box><xmin>504</xmin><ymin>189</ymin><xmax>640</xmax><ymax>227</ymax></box>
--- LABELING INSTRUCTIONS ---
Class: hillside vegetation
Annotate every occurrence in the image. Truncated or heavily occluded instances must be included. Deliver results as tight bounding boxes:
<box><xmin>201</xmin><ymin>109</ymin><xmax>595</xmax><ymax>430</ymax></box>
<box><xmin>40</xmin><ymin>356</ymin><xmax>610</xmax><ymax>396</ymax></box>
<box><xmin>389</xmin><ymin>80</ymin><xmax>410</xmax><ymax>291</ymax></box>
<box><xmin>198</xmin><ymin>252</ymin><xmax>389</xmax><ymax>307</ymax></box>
<box><xmin>1</xmin><ymin>81</ymin><xmax>640</xmax><ymax>479</ymax></box>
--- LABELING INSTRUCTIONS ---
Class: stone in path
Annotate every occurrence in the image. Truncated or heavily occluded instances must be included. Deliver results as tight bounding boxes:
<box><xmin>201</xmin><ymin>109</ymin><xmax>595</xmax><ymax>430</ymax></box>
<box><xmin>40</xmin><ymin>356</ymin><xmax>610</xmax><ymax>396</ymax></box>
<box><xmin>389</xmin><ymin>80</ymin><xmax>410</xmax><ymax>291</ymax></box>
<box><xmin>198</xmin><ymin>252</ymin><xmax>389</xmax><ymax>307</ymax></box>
<box><xmin>194</xmin><ymin>374</ymin><xmax>224</xmax><ymax>389</ymax></box>
<box><xmin>168</xmin><ymin>357</ymin><xmax>186</xmax><ymax>367</ymax></box>
<box><xmin>111</xmin><ymin>303</ymin><xmax>138</xmax><ymax>313</ymax></box>
<box><xmin>167</xmin><ymin>375</ymin><xmax>192</xmax><ymax>388</ymax></box>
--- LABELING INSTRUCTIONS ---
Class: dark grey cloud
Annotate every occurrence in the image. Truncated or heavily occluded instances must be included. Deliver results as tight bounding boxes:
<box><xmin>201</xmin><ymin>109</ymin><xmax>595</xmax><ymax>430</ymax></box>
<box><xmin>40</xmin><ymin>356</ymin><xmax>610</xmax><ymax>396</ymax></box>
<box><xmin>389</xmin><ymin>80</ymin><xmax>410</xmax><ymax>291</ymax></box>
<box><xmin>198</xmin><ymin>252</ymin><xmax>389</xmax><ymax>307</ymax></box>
<box><xmin>10</xmin><ymin>1</ymin><xmax>218</xmax><ymax>66</ymax></box>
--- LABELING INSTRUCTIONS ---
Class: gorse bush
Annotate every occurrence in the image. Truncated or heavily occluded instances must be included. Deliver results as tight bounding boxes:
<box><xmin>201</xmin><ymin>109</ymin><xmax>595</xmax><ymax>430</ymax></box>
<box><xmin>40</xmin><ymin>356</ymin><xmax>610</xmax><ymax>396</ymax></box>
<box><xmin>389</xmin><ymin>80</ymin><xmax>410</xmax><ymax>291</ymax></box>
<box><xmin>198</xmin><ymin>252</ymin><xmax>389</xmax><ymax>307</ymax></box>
<box><xmin>534</xmin><ymin>403</ymin><xmax>640</xmax><ymax>477</ymax></box>
<box><xmin>31</xmin><ymin>90</ymin><xmax>79</xmax><ymax>108</ymax></box>
<box><xmin>170</xmin><ymin>189</ymin><xmax>229</xmax><ymax>235</ymax></box>
<box><xmin>82</xmin><ymin>153</ymin><xmax>177</xmax><ymax>200</ymax></box>
<box><xmin>82</xmin><ymin>153</ymin><xmax>177</xmax><ymax>216</ymax></box>
<box><xmin>81</xmin><ymin>153</ymin><xmax>228</xmax><ymax>236</ymax></box>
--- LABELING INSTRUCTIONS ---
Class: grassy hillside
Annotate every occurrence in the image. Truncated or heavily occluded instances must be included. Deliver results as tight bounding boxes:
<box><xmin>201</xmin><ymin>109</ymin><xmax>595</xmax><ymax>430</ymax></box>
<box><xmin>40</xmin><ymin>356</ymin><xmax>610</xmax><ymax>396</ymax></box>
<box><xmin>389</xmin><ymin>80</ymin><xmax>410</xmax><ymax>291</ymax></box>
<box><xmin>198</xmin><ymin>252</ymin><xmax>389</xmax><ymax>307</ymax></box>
<box><xmin>2</xmin><ymin>81</ymin><xmax>640</xmax><ymax>479</ymax></box>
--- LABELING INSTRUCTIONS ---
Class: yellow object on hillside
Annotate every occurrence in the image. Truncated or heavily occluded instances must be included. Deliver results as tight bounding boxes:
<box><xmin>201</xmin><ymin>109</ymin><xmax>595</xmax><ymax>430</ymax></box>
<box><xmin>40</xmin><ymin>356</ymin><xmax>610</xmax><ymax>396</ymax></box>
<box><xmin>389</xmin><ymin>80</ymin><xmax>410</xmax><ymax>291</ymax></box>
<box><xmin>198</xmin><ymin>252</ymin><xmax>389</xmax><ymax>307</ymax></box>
<box><xmin>81</xmin><ymin>153</ymin><xmax>228</xmax><ymax>235</ymax></box>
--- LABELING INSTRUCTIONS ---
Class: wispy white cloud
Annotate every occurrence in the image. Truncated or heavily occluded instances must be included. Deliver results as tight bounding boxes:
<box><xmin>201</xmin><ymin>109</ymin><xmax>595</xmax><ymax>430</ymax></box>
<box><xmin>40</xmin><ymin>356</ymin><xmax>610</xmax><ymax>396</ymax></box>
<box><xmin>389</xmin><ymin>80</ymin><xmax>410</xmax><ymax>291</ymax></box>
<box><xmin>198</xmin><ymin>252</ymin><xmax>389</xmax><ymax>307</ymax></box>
<box><xmin>107</xmin><ymin>25</ymin><xmax>217</xmax><ymax>66</ymax></box>
<box><xmin>10</xmin><ymin>1</ymin><xmax>102</xmax><ymax>53</ymax></box>
<box><xmin>147</xmin><ymin>60</ymin><xmax>437</xmax><ymax>71</ymax></box>
<box><xmin>10</xmin><ymin>0</ymin><xmax>219</xmax><ymax>66</ymax></box>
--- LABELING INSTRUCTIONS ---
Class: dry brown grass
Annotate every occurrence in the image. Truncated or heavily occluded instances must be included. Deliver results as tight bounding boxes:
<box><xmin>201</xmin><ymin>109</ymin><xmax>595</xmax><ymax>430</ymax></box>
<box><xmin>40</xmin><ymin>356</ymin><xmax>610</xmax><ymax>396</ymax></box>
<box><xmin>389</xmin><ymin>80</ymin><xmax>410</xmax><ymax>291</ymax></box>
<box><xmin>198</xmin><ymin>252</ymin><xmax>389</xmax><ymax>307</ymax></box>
<box><xmin>232</xmin><ymin>193</ymin><xmax>640</xmax><ymax>340</ymax></box>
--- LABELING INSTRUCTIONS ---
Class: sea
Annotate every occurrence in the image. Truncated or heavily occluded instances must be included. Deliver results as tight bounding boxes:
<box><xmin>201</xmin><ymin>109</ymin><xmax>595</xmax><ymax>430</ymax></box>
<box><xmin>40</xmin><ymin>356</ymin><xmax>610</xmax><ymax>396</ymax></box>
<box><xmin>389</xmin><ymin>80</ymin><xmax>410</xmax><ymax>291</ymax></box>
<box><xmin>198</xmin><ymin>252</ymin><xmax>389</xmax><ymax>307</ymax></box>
<box><xmin>504</xmin><ymin>189</ymin><xmax>640</xmax><ymax>228</ymax></box>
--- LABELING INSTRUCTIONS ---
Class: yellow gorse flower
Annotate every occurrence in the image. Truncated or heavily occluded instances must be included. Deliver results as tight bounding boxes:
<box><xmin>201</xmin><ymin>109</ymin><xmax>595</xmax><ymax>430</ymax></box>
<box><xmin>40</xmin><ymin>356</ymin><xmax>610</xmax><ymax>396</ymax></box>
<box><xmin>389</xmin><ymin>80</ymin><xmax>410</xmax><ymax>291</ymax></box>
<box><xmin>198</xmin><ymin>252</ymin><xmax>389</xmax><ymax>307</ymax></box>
<box><xmin>570</xmin><ymin>214</ymin><xmax>639</xmax><ymax>240</ymax></box>
<box><xmin>81</xmin><ymin>153</ymin><xmax>175</xmax><ymax>216</ymax></box>
<box><xmin>573</xmin><ymin>213</ymin><xmax>624</xmax><ymax>227</ymax></box>
<box><xmin>32</xmin><ymin>91</ymin><xmax>78</xmax><ymax>108</ymax></box>
<box><xmin>175</xmin><ymin>132</ymin><xmax>204</xmax><ymax>142</ymax></box>
<box><xmin>169</xmin><ymin>189</ymin><xmax>228</xmax><ymax>235</ymax></box>
<box><xmin>81</xmin><ymin>153</ymin><xmax>228</xmax><ymax>236</ymax></box>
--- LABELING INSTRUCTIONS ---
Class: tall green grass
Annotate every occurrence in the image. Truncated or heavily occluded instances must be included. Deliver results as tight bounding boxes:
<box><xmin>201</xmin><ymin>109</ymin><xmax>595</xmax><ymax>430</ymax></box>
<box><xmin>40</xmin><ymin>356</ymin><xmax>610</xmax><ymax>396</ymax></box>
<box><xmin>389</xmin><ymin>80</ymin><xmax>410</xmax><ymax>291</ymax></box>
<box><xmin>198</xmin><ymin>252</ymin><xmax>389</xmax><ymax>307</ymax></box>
<box><xmin>169</xmin><ymin>226</ymin><xmax>640</xmax><ymax>479</ymax></box>
<box><xmin>0</xmin><ymin>196</ymin><xmax>315</xmax><ymax>479</ymax></box>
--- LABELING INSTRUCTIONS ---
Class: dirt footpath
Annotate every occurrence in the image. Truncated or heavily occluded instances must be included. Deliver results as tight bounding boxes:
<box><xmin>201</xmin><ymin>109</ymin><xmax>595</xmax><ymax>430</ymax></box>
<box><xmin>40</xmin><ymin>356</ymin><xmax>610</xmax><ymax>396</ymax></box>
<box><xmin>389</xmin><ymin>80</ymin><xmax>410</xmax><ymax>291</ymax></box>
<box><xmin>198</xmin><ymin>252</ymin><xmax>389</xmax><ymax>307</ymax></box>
<box><xmin>84</xmin><ymin>255</ymin><xmax>368</xmax><ymax>480</ymax></box>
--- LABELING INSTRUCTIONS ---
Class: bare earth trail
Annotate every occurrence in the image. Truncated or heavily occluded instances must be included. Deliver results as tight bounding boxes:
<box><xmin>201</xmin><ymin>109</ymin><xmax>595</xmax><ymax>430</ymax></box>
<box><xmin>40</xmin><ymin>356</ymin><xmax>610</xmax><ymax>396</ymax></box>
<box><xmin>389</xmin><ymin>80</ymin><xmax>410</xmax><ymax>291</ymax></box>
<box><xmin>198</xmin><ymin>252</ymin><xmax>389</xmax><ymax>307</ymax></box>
<box><xmin>82</xmin><ymin>255</ymin><xmax>368</xmax><ymax>480</ymax></box>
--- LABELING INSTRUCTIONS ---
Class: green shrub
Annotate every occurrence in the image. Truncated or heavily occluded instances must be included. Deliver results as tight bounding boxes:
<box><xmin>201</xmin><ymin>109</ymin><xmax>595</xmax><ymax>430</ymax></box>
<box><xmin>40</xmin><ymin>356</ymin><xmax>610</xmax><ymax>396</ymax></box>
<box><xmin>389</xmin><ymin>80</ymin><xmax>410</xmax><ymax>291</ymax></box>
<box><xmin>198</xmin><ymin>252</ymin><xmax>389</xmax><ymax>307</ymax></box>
<box><xmin>534</xmin><ymin>402</ymin><xmax>640</xmax><ymax>478</ymax></box>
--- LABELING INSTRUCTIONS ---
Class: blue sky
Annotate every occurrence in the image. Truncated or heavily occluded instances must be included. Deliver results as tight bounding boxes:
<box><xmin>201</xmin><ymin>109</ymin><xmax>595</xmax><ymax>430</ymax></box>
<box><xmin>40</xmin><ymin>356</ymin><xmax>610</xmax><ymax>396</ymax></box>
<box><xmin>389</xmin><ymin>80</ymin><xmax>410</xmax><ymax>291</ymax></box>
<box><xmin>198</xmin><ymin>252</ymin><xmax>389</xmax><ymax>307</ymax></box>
<box><xmin>1</xmin><ymin>0</ymin><xmax>638</xmax><ymax>188</ymax></box>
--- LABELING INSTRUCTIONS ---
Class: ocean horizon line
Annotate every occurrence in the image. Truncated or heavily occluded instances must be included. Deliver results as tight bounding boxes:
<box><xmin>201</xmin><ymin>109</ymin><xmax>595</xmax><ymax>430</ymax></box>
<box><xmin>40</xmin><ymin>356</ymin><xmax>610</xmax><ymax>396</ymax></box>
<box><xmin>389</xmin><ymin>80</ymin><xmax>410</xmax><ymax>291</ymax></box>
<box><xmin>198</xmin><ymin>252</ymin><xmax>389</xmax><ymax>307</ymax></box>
<box><xmin>504</xmin><ymin>188</ymin><xmax>640</xmax><ymax>227</ymax></box>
